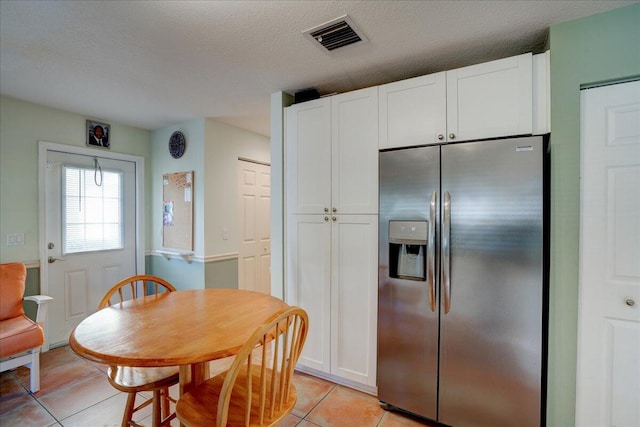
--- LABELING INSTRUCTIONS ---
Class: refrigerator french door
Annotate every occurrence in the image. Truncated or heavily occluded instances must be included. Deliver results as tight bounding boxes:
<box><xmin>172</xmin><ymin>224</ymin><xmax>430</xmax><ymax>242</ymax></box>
<box><xmin>378</xmin><ymin>136</ymin><xmax>547</xmax><ymax>427</ymax></box>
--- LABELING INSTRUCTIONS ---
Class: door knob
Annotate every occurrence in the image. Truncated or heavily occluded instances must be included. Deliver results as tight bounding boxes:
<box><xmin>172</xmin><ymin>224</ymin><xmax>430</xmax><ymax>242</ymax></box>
<box><xmin>625</xmin><ymin>298</ymin><xmax>635</xmax><ymax>307</ymax></box>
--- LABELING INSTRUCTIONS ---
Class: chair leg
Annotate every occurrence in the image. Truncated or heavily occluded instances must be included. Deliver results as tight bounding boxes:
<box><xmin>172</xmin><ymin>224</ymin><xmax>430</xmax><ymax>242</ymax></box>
<box><xmin>122</xmin><ymin>392</ymin><xmax>136</xmax><ymax>427</ymax></box>
<box><xmin>161</xmin><ymin>387</ymin><xmax>170</xmax><ymax>419</ymax></box>
<box><xmin>28</xmin><ymin>349</ymin><xmax>41</xmax><ymax>393</ymax></box>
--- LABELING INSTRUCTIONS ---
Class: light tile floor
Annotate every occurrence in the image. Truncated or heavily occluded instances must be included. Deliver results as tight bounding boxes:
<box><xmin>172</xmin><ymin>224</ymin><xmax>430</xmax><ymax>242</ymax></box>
<box><xmin>1</xmin><ymin>346</ymin><xmax>435</xmax><ymax>426</ymax></box>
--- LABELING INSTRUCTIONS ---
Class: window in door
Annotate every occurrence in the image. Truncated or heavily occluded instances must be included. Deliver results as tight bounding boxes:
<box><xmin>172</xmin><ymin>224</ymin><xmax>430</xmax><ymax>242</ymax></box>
<box><xmin>62</xmin><ymin>164</ymin><xmax>123</xmax><ymax>254</ymax></box>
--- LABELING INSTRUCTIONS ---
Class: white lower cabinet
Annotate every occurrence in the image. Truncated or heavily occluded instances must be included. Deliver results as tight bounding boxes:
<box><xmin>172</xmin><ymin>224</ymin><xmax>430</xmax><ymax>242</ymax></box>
<box><xmin>286</xmin><ymin>214</ymin><xmax>331</xmax><ymax>373</ymax></box>
<box><xmin>286</xmin><ymin>214</ymin><xmax>378</xmax><ymax>389</ymax></box>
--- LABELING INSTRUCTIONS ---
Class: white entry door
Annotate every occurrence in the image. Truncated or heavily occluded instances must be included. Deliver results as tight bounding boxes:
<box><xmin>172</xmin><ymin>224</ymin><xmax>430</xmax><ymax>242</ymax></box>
<box><xmin>576</xmin><ymin>80</ymin><xmax>640</xmax><ymax>427</ymax></box>
<box><xmin>43</xmin><ymin>148</ymin><xmax>138</xmax><ymax>346</ymax></box>
<box><xmin>237</xmin><ymin>160</ymin><xmax>271</xmax><ymax>294</ymax></box>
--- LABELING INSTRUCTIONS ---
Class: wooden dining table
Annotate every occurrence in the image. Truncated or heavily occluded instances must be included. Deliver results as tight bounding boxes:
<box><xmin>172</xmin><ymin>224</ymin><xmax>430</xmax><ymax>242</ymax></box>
<box><xmin>68</xmin><ymin>288</ymin><xmax>289</xmax><ymax>395</ymax></box>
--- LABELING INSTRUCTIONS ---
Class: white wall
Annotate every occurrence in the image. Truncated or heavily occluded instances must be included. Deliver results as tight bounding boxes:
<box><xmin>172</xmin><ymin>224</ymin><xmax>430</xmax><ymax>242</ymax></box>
<box><xmin>270</xmin><ymin>92</ymin><xmax>294</xmax><ymax>300</ymax></box>
<box><xmin>151</xmin><ymin>119</ymin><xmax>205</xmax><ymax>257</ymax></box>
<box><xmin>203</xmin><ymin>118</ymin><xmax>270</xmax><ymax>258</ymax></box>
<box><xmin>149</xmin><ymin>117</ymin><xmax>269</xmax><ymax>290</ymax></box>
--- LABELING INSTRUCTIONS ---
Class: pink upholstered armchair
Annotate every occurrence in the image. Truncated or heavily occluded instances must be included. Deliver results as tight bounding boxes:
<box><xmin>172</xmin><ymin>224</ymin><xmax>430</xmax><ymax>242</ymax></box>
<box><xmin>0</xmin><ymin>262</ymin><xmax>53</xmax><ymax>393</ymax></box>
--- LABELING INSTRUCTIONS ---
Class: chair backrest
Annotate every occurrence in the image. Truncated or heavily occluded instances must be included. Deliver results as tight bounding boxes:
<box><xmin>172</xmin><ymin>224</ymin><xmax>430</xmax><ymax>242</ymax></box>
<box><xmin>98</xmin><ymin>275</ymin><xmax>176</xmax><ymax>309</ymax></box>
<box><xmin>0</xmin><ymin>262</ymin><xmax>27</xmax><ymax>320</ymax></box>
<box><xmin>217</xmin><ymin>306</ymin><xmax>308</xmax><ymax>427</ymax></box>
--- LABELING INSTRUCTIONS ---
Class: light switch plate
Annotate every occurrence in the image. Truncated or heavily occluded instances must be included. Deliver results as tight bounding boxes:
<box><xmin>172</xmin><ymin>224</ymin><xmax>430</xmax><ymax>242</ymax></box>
<box><xmin>6</xmin><ymin>233</ymin><xmax>25</xmax><ymax>245</ymax></box>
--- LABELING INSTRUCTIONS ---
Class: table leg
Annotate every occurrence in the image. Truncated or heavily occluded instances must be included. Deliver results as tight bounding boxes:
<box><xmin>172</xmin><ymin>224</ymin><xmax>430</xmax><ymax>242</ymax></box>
<box><xmin>179</xmin><ymin>362</ymin><xmax>210</xmax><ymax>395</ymax></box>
<box><xmin>152</xmin><ymin>390</ymin><xmax>161</xmax><ymax>427</ymax></box>
<box><xmin>178</xmin><ymin>362</ymin><xmax>211</xmax><ymax>427</ymax></box>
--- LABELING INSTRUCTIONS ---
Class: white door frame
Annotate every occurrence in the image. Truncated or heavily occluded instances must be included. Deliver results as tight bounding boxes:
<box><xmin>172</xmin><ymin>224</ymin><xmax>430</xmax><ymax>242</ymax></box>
<box><xmin>38</xmin><ymin>141</ymin><xmax>145</xmax><ymax>350</ymax></box>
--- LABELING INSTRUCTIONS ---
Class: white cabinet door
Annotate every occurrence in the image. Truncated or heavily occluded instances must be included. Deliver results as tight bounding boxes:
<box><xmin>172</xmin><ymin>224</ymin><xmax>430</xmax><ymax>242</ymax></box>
<box><xmin>446</xmin><ymin>53</ymin><xmax>532</xmax><ymax>142</ymax></box>
<box><xmin>286</xmin><ymin>214</ymin><xmax>331</xmax><ymax>373</ymax></box>
<box><xmin>285</xmin><ymin>98</ymin><xmax>331</xmax><ymax>214</ymax></box>
<box><xmin>330</xmin><ymin>214</ymin><xmax>378</xmax><ymax>387</ymax></box>
<box><xmin>332</xmin><ymin>87</ymin><xmax>379</xmax><ymax>214</ymax></box>
<box><xmin>379</xmin><ymin>72</ymin><xmax>446</xmax><ymax>149</ymax></box>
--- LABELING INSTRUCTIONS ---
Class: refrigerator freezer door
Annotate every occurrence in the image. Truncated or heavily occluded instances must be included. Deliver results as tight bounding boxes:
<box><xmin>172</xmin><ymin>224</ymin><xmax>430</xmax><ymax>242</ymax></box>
<box><xmin>439</xmin><ymin>136</ymin><xmax>544</xmax><ymax>427</ymax></box>
<box><xmin>378</xmin><ymin>146</ymin><xmax>440</xmax><ymax>420</ymax></box>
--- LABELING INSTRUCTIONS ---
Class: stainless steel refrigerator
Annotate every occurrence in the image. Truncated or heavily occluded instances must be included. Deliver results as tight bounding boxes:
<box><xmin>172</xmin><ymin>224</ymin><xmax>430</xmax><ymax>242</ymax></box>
<box><xmin>378</xmin><ymin>136</ymin><xmax>548</xmax><ymax>427</ymax></box>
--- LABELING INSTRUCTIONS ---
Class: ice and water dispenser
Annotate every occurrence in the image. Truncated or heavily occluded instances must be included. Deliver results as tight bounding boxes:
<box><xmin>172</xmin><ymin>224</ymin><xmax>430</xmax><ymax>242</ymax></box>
<box><xmin>388</xmin><ymin>220</ymin><xmax>427</xmax><ymax>281</ymax></box>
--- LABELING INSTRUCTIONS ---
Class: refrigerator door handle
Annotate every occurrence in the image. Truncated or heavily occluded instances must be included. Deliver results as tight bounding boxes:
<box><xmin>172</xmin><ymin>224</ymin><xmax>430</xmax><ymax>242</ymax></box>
<box><xmin>443</xmin><ymin>191</ymin><xmax>451</xmax><ymax>314</ymax></box>
<box><xmin>428</xmin><ymin>191</ymin><xmax>437</xmax><ymax>312</ymax></box>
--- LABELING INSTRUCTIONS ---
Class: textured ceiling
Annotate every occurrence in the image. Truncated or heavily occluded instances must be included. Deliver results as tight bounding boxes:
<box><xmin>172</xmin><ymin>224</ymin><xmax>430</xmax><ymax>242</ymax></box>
<box><xmin>0</xmin><ymin>0</ymin><xmax>635</xmax><ymax>137</ymax></box>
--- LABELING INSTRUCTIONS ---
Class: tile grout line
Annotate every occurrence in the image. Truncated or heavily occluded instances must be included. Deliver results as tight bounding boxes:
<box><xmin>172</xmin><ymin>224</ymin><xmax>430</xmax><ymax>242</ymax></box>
<box><xmin>8</xmin><ymin>371</ymin><xmax>61</xmax><ymax>426</ymax></box>
<box><xmin>299</xmin><ymin>382</ymin><xmax>337</xmax><ymax>425</ymax></box>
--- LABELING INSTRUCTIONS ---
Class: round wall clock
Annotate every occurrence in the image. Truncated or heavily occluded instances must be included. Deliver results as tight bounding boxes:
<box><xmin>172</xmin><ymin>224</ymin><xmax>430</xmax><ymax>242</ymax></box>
<box><xmin>168</xmin><ymin>131</ymin><xmax>186</xmax><ymax>159</ymax></box>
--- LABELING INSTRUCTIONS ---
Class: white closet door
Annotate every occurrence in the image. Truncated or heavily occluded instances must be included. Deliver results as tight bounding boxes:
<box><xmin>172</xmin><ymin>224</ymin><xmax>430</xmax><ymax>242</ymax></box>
<box><xmin>576</xmin><ymin>80</ymin><xmax>640</xmax><ymax>427</ymax></box>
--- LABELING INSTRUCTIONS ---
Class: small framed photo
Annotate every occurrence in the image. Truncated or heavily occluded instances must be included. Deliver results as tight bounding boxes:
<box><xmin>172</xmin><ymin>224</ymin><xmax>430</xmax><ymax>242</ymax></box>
<box><xmin>86</xmin><ymin>120</ymin><xmax>110</xmax><ymax>149</ymax></box>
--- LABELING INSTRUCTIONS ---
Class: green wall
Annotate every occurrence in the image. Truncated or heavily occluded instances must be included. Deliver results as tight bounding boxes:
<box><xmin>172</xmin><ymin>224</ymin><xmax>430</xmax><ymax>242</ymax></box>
<box><xmin>0</xmin><ymin>95</ymin><xmax>269</xmax><ymax>293</ymax></box>
<box><xmin>547</xmin><ymin>4</ymin><xmax>640</xmax><ymax>427</ymax></box>
<box><xmin>0</xmin><ymin>96</ymin><xmax>152</xmax><ymax>264</ymax></box>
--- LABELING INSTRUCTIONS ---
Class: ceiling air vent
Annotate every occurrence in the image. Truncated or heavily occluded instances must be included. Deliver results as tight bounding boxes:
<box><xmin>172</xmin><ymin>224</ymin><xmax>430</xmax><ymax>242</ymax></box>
<box><xmin>303</xmin><ymin>15</ymin><xmax>368</xmax><ymax>52</ymax></box>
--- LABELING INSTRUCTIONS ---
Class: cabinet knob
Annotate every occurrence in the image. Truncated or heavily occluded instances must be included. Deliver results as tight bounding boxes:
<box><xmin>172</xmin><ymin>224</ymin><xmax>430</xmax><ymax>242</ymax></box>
<box><xmin>324</xmin><ymin>207</ymin><xmax>329</xmax><ymax>213</ymax></box>
<box><xmin>626</xmin><ymin>298</ymin><xmax>636</xmax><ymax>307</ymax></box>
<box><xmin>332</xmin><ymin>216</ymin><xmax>337</xmax><ymax>222</ymax></box>
<box><xmin>324</xmin><ymin>216</ymin><xmax>329</xmax><ymax>222</ymax></box>
<box><xmin>449</xmin><ymin>133</ymin><xmax>456</xmax><ymax>140</ymax></box>
<box><xmin>332</xmin><ymin>207</ymin><xmax>337</xmax><ymax>213</ymax></box>
<box><xmin>437</xmin><ymin>134</ymin><xmax>444</xmax><ymax>141</ymax></box>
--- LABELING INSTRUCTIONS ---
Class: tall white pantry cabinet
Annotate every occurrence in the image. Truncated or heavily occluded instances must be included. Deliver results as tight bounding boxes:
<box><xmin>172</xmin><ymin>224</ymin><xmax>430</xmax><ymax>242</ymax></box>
<box><xmin>285</xmin><ymin>87</ymin><xmax>379</xmax><ymax>390</ymax></box>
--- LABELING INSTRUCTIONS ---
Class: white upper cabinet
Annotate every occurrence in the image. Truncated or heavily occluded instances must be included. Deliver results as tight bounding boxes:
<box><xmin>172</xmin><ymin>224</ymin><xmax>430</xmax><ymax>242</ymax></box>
<box><xmin>331</xmin><ymin>87</ymin><xmax>379</xmax><ymax>214</ymax></box>
<box><xmin>379</xmin><ymin>72</ymin><xmax>447</xmax><ymax>149</ymax></box>
<box><xmin>286</xmin><ymin>87</ymin><xmax>378</xmax><ymax>215</ymax></box>
<box><xmin>447</xmin><ymin>53</ymin><xmax>532</xmax><ymax>142</ymax></box>
<box><xmin>380</xmin><ymin>52</ymin><xmax>540</xmax><ymax>149</ymax></box>
<box><xmin>285</xmin><ymin>98</ymin><xmax>331</xmax><ymax>214</ymax></box>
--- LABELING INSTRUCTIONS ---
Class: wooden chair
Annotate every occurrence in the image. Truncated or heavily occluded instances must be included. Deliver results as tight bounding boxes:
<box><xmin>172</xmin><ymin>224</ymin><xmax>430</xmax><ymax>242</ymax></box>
<box><xmin>175</xmin><ymin>306</ymin><xmax>309</xmax><ymax>427</ymax></box>
<box><xmin>99</xmin><ymin>275</ymin><xmax>179</xmax><ymax>427</ymax></box>
<box><xmin>0</xmin><ymin>262</ymin><xmax>53</xmax><ymax>393</ymax></box>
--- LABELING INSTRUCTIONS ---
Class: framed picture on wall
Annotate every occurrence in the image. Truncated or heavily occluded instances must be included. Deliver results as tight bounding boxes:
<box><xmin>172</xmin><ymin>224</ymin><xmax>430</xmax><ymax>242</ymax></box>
<box><xmin>86</xmin><ymin>120</ymin><xmax>111</xmax><ymax>149</ymax></box>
